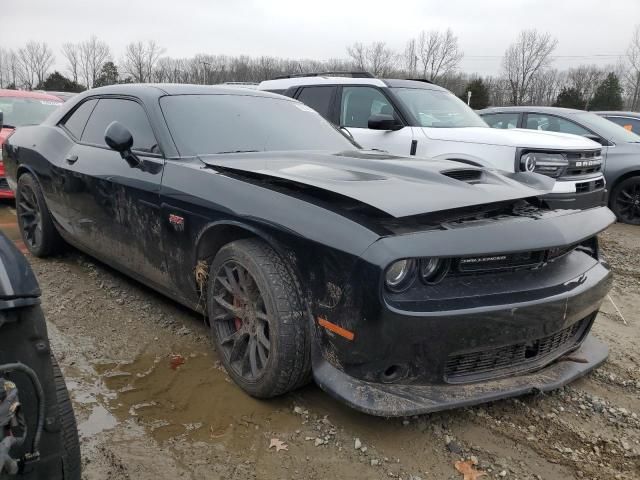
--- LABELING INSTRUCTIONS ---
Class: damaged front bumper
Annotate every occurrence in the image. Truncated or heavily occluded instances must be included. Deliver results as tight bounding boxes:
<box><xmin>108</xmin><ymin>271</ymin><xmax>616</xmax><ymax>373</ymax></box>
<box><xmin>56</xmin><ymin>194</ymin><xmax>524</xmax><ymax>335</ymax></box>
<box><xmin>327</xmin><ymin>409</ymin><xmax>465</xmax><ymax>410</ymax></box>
<box><xmin>313</xmin><ymin>335</ymin><xmax>607</xmax><ymax>417</ymax></box>
<box><xmin>309</xmin><ymin>207</ymin><xmax>615</xmax><ymax>417</ymax></box>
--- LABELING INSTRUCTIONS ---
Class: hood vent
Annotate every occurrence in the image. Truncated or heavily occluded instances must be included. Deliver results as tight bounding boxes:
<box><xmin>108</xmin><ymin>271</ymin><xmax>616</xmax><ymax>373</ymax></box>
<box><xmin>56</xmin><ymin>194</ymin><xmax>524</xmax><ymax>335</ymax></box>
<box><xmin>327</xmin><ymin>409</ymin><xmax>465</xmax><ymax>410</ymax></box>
<box><xmin>442</xmin><ymin>169</ymin><xmax>483</xmax><ymax>183</ymax></box>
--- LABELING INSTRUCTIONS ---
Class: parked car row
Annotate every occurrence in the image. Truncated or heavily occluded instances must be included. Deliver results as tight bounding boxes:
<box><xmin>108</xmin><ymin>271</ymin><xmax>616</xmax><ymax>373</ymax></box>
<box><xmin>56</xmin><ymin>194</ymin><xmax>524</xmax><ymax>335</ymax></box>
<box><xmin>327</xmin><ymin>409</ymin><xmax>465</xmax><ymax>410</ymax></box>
<box><xmin>1</xmin><ymin>82</ymin><xmax>618</xmax><ymax>417</ymax></box>
<box><xmin>479</xmin><ymin>106</ymin><xmax>640</xmax><ymax>224</ymax></box>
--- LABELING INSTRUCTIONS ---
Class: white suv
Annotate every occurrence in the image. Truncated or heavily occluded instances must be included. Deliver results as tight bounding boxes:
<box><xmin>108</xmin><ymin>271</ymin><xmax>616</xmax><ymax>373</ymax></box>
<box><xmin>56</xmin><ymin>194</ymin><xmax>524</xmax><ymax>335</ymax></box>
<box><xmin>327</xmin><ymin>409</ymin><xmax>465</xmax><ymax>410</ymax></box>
<box><xmin>259</xmin><ymin>74</ymin><xmax>606</xmax><ymax>209</ymax></box>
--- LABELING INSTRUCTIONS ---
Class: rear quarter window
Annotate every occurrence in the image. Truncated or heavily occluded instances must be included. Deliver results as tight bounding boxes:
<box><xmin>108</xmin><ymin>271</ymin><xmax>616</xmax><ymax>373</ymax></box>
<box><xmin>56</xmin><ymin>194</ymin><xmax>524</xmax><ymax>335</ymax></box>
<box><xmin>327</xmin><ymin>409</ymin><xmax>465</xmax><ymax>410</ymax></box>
<box><xmin>61</xmin><ymin>99</ymin><xmax>98</xmax><ymax>140</ymax></box>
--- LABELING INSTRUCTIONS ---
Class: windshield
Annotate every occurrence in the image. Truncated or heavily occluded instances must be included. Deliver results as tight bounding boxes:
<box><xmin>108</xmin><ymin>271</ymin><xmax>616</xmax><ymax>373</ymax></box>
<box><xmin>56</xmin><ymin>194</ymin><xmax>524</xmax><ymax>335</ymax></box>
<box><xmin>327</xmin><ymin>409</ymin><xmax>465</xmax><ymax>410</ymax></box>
<box><xmin>392</xmin><ymin>88</ymin><xmax>488</xmax><ymax>128</ymax></box>
<box><xmin>572</xmin><ymin>112</ymin><xmax>640</xmax><ymax>143</ymax></box>
<box><xmin>160</xmin><ymin>94</ymin><xmax>356</xmax><ymax>156</ymax></box>
<box><xmin>0</xmin><ymin>96</ymin><xmax>62</xmax><ymax>128</ymax></box>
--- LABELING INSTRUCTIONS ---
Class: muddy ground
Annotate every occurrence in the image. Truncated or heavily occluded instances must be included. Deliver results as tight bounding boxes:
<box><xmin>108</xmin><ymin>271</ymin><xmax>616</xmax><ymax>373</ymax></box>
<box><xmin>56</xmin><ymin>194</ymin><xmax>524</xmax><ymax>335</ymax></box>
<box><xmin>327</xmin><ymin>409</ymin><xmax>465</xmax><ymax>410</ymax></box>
<box><xmin>1</xmin><ymin>200</ymin><xmax>639</xmax><ymax>480</ymax></box>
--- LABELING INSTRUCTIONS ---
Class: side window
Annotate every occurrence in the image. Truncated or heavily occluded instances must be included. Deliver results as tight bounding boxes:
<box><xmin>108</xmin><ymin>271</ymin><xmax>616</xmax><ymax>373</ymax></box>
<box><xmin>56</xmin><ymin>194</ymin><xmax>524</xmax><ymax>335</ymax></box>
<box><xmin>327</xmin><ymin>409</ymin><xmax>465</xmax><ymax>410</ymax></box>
<box><xmin>340</xmin><ymin>86</ymin><xmax>396</xmax><ymax>128</ymax></box>
<box><xmin>525</xmin><ymin>113</ymin><xmax>590</xmax><ymax>136</ymax></box>
<box><xmin>81</xmin><ymin>98</ymin><xmax>159</xmax><ymax>153</ymax></box>
<box><xmin>482</xmin><ymin>112</ymin><xmax>519</xmax><ymax>129</ymax></box>
<box><xmin>61</xmin><ymin>99</ymin><xmax>98</xmax><ymax>140</ymax></box>
<box><xmin>296</xmin><ymin>86</ymin><xmax>336</xmax><ymax>120</ymax></box>
<box><xmin>607</xmin><ymin>116</ymin><xmax>640</xmax><ymax>133</ymax></box>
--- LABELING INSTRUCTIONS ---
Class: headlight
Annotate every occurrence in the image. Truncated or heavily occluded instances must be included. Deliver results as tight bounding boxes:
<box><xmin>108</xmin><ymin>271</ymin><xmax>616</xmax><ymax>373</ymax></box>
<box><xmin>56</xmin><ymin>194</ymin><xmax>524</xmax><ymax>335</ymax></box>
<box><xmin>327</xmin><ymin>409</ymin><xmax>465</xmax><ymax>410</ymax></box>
<box><xmin>385</xmin><ymin>259</ymin><xmax>416</xmax><ymax>292</ymax></box>
<box><xmin>420</xmin><ymin>258</ymin><xmax>450</xmax><ymax>284</ymax></box>
<box><xmin>520</xmin><ymin>152</ymin><xmax>568</xmax><ymax>178</ymax></box>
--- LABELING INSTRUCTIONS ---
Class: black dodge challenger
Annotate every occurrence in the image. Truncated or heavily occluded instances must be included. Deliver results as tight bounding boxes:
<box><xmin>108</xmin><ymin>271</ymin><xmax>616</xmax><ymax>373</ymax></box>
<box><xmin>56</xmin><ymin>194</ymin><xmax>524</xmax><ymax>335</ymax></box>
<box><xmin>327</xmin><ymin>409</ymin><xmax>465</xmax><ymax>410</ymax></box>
<box><xmin>2</xmin><ymin>84</ymin><xmax>615</xmax><ymax>416</ymax></box>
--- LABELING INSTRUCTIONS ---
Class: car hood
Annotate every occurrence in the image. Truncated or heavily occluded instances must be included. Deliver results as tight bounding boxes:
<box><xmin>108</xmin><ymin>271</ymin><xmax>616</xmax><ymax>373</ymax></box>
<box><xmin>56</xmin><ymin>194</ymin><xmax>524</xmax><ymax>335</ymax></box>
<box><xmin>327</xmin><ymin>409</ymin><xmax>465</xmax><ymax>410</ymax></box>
<box><xmin>422</xmin><ymin>127</ymin><xmax>601</xmax><ymax>150</ymax></box>
<box><xmin>200</xmin><ymin>150</ymin><xmax>554</xmax><ymax>218</ymax></box>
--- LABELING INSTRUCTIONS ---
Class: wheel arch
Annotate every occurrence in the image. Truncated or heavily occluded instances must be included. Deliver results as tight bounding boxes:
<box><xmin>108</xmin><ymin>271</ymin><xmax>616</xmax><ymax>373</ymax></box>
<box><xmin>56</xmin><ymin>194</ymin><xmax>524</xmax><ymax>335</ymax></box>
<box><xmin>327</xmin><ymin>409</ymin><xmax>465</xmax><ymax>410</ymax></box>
<box><xmin>608</xmin><ymin>170</ymin><xmax>640</xmax><ymax>206</ymax></box>
<box><xmin>193</xmin><ymin>220</ymin><xmax>298</xmax><ymax>299</ymax></box>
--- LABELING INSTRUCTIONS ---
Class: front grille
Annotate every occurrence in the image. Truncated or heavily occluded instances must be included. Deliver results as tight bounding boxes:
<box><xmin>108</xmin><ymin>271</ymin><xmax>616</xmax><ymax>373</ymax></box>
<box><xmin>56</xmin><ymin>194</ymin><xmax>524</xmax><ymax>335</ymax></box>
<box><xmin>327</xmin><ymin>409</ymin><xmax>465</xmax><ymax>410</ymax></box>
<box><xmin>442</xmin><ymin>169</ymin><xmax>483</xmax><ymax>183</ymax></box>
<box><xmin>564</xmin><ymin>151</ymin><xmax>603</xmax><ymax>176</ymax></box>
<box><xmin>576</xmin><ymin>178</ymin><xmax>605</xmax><ymax>193</ymax></box>
<box><xmin>444</xmin><ymin>318</ymin><xmax>589</xmax><ymax>383</ymax></box>
<box><xmin>456</xmin><ymin>251</ymin><xmax>544</xmax><ymax>273</ymax></box>
<box><xmin>0</xmin><ymin>178</ymin><xmax>8</xmax><ymax>190</ymax></box>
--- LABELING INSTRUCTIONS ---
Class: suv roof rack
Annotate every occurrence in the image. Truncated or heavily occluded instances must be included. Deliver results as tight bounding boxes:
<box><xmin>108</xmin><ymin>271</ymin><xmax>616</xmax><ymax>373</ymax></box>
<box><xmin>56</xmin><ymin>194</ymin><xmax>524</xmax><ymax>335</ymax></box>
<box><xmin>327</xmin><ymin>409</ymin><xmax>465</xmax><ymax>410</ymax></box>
<box><xmin>272</xmin><ymin>71</ymin><xmax>375</xmax><ymax>80</ymax></box>
<box><xmin>405</xmin><ymin>78</ymin><xmax>434</xmax><ymax>84</ymax></box>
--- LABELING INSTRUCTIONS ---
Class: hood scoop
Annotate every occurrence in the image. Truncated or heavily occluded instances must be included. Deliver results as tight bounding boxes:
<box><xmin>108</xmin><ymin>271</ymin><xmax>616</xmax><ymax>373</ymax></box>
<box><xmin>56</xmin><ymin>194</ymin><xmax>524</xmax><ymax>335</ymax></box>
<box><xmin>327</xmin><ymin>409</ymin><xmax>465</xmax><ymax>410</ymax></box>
<box><xmin>441</xmin><ymin>169</ymin><xmax>483</xmax><ymax>183</ymax></box>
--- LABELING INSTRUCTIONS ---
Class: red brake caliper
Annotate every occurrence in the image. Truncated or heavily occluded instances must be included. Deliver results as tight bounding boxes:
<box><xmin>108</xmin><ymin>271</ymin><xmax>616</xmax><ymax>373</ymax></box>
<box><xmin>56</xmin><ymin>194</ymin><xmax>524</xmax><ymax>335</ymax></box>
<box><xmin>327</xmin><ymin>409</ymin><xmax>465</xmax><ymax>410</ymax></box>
<box><xmin>233</xmin><ymin>297</ymin><xmax>243</xmax><ymax>331</ymax></box>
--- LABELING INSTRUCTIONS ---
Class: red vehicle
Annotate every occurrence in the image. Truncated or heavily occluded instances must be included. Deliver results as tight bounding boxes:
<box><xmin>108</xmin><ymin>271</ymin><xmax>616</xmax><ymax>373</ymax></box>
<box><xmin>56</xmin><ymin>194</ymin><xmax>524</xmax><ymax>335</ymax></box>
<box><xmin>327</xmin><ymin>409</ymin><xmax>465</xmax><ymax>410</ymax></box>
<box><xmin>0</xmin><ymin>90</ymin><xmax>62</xmax><ymax>198</ymax></box>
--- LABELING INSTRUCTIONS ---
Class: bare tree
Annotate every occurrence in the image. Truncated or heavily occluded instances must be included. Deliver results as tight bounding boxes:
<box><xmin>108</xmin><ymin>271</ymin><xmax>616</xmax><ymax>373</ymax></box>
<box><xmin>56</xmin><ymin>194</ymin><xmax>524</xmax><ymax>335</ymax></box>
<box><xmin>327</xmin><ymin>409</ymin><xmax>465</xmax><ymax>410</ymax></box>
<box><xmin>346</xmin><ymin>41</ymin><xmax>397</xmax><ymax>76</ymax></box>
<box><xmin>626</xmin><ymin>25</ymin><xmax>640</xmax><ymax>110</ymax></box>
<box><xmin>16</xmin><ymin>41</ymin><xmax>54</xmax><ymax>88</ymax></box>
<box><xmin>61</xmin><ymin>42</ymin><xmax>81</xmax><ymax>84</ymax></box>
<box><xmin>0</xmin><ymin>48</ymin><xmax>8</xmax><ymax>88</ymax></box>
<box><xmin>529</xmin><ymin>68</ymin><xmax>565</xmax><ymax>106</ymax></box>
<box><xmin>566</xmin><ymin>65</ymin><xmax>605</xmax><ymax>109</ymax></box>
<box><xmin>404</xmin><ymin>38</ymin><xmax>419</xmax><ymax>77</ymax></box>
<box><xmin>416</xmin><ymin>29</ymin><xmax>463</xmax><ymax>82</ymax></box>
<box><xmin>123</xmin><ymin>40</ymin><xmax>164</xmax><ymax>83</ymax></box>
<box><xmin>502</xmin><ymin>29</ymin><xmax>558</xmax><ymax>105</ymax></box>
<box><xmin>79</xmin><ymin>36</ymin><xmax>110</xmax><ymax>88</ymax></box>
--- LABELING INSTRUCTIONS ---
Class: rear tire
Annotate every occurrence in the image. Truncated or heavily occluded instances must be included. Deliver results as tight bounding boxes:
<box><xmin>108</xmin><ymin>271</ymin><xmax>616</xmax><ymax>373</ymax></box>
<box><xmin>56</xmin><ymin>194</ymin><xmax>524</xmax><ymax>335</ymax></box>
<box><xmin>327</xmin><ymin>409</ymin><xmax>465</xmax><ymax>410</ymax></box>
<box><xmin>16</xmin><ymin>173</ymin><xmax>64</xmax><ymax>257</ymax></box>
<box><xmin>51</xmin><ymin>355</ymin><xmax>81</xmax><ymax>480</ymax></box>
<box><xmin>207</xmin><ymin>238</ymin><xmax>311</xmax><ymax>398</ymax></box>
<box><xmin>610</xmin><ymin>176</ymin><xmax>640</xmax><ymax>225</ymax></box>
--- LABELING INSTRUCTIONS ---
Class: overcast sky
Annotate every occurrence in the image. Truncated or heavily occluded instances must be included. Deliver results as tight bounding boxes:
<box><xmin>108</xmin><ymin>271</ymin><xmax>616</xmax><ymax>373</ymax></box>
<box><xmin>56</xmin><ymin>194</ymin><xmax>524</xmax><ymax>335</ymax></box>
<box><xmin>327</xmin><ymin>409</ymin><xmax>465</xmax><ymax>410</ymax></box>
<box><xmin>4</xmin><ymin>0</ymin><xmax>640</xmax><ymax>76</ymax></box>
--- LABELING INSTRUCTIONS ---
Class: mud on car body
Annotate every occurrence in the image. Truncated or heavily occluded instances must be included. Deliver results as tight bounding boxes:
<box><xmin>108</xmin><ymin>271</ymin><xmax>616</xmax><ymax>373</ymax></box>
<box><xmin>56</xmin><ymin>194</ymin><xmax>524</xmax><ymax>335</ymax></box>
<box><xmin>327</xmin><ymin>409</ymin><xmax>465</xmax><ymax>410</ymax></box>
<box><xmin>2</xmin><ymin>84</ymin><xmax>614</xmax><ymax>416</ymax></box>
<box><xmin>0</xmin><ymin>232</ymin><xmax>80</xmax><ymax>478</ymax></box>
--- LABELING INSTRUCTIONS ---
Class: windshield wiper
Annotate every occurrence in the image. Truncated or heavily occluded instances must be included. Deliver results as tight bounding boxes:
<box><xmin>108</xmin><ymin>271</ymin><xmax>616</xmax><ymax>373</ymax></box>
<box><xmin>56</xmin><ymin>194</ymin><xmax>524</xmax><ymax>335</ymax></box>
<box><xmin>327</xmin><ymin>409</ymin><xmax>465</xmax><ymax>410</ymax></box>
<box><xmin>213</xmin><ymin>149</ymin><xmax>260</xmax><ymax>154</ymax></box>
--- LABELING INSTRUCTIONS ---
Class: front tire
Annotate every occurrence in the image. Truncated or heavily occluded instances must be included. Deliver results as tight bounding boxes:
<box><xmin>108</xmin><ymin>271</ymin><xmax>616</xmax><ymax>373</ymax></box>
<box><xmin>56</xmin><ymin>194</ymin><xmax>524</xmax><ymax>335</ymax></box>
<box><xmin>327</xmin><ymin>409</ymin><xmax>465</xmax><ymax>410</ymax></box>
<box><xmin>207</xmin><ymin>238</ymin><xmax>311</xmax><ymax>398</ymax></box>
<box><xmin>610</xmin><ymin>176</ymin><xmax>640</xmax><ymax>225</ymax></box>
<box><xmin>16</xmin><ymin>173</ymin><xmax>64</xmax><ymax>256</ymax></box>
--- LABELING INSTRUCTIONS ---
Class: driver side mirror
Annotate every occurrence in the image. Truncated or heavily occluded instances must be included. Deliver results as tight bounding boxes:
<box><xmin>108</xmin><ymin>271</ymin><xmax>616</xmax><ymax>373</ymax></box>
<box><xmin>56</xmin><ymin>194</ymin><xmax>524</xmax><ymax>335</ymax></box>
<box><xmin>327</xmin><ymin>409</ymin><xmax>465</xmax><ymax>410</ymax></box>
<box><xmin>105</xmin><ymin>121</ymin><xmax>139</xmax><ymax>167</ymax></box>
<box><xmin>368</xmin><ymin>114</ymin><xmax>403</xmax><ymax>131</ymax></box>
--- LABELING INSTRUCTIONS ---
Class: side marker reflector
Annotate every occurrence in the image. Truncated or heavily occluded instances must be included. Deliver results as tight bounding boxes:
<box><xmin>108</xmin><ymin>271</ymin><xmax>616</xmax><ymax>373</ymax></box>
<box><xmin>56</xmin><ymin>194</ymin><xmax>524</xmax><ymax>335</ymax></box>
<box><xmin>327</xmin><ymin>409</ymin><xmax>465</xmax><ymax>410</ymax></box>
<box><xmin>317</xmin><ymin>316</ymin><xmax>355</xmax><ymax>341</ymax></box>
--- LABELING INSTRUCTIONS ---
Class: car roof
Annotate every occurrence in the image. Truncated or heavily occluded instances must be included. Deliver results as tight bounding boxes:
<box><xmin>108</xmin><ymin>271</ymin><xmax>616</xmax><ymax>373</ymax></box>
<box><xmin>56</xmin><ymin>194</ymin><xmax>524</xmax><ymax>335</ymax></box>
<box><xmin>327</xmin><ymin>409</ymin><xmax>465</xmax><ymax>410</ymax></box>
<box><xmin>258</xmin><ymin>76</ymin><xmax>449</xmax><ymax>93</ymax></box>
<box><xmin>0</xmin><ymin>89</ymin><xmax>63</xmax><ymax>101</ymax></box>
<box><xmin>85</xmin><ymin>83</ymin><xmax>285</xmax><ymax>98</ymax></box>
<box><xmin>478</xmin><ymin>106</ymin><xmax>586</xmax><ymax>115</ymax></box>
<box><xmin>593</xmin><ymin>111</ymin><xmax>640</xmax><ymax>118</ymax></box>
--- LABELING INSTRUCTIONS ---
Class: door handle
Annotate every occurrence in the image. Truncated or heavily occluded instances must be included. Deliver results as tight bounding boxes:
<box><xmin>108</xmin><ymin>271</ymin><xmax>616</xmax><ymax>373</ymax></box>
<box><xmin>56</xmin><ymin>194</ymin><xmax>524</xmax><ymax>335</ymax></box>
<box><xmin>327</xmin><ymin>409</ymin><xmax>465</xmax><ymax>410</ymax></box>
<box><xmin>65</xmin><ymin>155</ymin><xmax>78</xmax><ymax>165</ymax></box>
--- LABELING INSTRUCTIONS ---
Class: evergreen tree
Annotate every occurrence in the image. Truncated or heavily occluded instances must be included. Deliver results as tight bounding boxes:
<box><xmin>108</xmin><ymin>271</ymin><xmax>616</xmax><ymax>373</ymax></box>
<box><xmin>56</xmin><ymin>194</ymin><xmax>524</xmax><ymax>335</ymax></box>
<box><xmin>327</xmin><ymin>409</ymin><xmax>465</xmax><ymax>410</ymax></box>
<box><xmin>93</xmin><ymin>61</ymin><xmax>119</xmax><ymax>87</ymax></box>
<box><xmin>590</xmin><ymin>73</ymin><xmax>624</xmax><ymax>111</ymax></box>
<box><xmin>463</xmin><ymin>78</ymin><xmax>490</xmax><ymax>109</ymax></box>
<box><xmin>554</xmin><ymin>87</ymin><xmax>585</xmax><ymax>109</ymax></box>
<box><xmin>36</xmin><ymin>71</ymin><xmax>85</xmax><ymax>92</ymax></box>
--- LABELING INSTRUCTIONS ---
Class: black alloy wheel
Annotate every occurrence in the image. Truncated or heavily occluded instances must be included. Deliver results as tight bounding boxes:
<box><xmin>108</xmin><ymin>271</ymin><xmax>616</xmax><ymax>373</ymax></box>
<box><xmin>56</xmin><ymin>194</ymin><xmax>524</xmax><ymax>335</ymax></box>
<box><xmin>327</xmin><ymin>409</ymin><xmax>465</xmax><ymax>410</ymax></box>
<box><xmin>611</xmin><ymin>176</ymin><xmax>640</xmax><ymax>225</ymax></box>
<box><xmin>211</xmin><ymin>260</ymin><xmax>272</xmax><ymax>381</ymax></box>
<box><xmin>16</xmin><ymin>173</ymin><xmax>64</xmax><ymax>256</ymax></box>
<box><xmin>207</xmin><ymin>238</ymin><xmax>311</xmax><ymax>398</ymax></box>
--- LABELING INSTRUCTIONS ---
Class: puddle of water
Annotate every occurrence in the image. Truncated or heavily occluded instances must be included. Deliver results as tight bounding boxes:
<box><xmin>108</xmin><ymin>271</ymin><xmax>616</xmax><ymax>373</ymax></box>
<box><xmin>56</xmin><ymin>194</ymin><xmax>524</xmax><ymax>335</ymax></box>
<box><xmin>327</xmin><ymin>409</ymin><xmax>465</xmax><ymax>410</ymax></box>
<box><xmin>97</xmin><ymin>350</ymin><xmax>293</xmax><ymax>448</ymax></box>
<box><xmin>78</xmin><ymin>404</ymin><xmax>119</xmax><ymax>438</ymax></box>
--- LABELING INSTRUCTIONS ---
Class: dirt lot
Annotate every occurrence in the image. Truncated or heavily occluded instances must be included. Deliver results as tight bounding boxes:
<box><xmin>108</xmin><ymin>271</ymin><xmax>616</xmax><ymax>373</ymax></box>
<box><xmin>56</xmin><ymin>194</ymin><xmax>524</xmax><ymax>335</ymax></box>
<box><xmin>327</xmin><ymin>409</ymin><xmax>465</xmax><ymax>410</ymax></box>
<box><xmin>1</xmin><ymin>200</ymin><xmax>639</xmax><ymax>480</ymax></box>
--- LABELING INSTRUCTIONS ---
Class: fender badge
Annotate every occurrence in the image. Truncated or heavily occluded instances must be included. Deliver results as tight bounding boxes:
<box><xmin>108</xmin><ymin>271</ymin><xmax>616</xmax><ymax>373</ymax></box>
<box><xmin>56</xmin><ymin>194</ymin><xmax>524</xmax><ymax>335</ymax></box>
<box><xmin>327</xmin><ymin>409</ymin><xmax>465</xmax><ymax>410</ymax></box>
<box><xmin>169</xmin><ymin>214</ymin><xmax>185</xmax><ymax>231</ymax></box>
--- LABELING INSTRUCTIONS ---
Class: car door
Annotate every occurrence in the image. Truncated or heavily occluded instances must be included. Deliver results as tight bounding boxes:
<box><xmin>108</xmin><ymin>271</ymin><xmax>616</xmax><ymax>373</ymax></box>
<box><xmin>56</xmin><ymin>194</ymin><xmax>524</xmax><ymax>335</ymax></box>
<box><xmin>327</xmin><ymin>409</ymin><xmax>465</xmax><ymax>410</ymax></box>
<box><xmin>338</xmin><ymin>86</ymin><xmax>415</xmax><ymax>156</ymax></box>
<box><xmin>66</xmin><ymin>97</ymin><xmax>168</xmax><ymax>286</ymax></box>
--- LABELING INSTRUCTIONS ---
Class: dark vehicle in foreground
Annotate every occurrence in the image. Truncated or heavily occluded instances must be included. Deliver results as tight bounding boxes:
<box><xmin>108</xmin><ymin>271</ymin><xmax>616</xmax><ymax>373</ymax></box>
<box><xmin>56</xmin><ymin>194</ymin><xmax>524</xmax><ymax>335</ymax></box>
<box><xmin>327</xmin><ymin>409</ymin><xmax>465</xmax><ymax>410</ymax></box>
<box><xmin>595</xmin><ymin>111</ymin><xmax>640</xmax><ymax>134</ymax></box>
<box><xmin>479</xmin><ymin>106</ymin><xmax>640</xmax><ymax>224</ymax></box>
<box><xmin>3</xmin><ymin>84</ymin><xmax>615</xmax><ymax>416</ymax></box>
<box><xmin>0</xmin><ymin>90</ymin><xmax>63</xmax><ymax>199</ymax></box>
<box><xmin>0</xmin><ymin>232</ymin><xmax>80</xmax><ymax>478</ymax></box>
